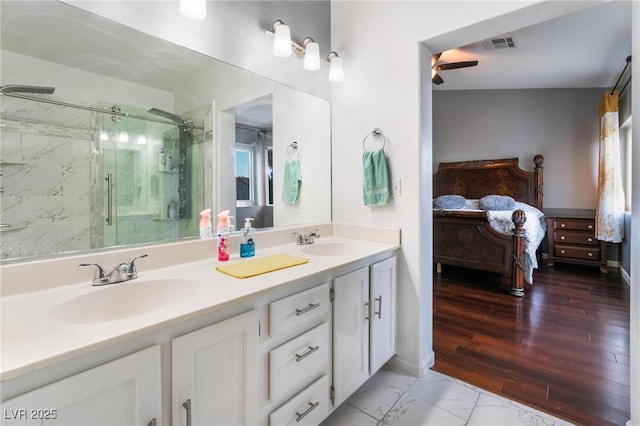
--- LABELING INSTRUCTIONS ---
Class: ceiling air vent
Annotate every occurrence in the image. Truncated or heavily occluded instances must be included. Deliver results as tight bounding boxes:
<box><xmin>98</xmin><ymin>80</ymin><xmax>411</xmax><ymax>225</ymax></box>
<box><xmin>482</xmin><ymin>36</ymin><xmax>517</xmax><ymax>50</ymax></box>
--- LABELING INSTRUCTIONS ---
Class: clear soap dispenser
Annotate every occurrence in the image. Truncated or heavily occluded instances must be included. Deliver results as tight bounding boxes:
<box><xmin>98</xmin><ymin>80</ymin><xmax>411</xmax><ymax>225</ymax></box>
<box><xmin>240</xmin><ymin>218</ymin><xmax>256</xmax><ymax>258</ymax></box>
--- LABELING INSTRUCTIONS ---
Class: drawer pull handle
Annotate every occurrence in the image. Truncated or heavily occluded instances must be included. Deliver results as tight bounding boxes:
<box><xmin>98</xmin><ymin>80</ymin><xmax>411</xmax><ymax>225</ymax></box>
<box><xmin>295</xmin><ymin>401</ymin><xmax>320</xmax><ymax>422</ymax></box>
<box><xmin>588</xmin><ymin>252</ymin><xmax>593</xmax><ymax>257</ymax></box>
<box><xmin>588</xmin><ymin>238</ymin><xmax>593</xmax><ymax>242</ymax></box>
<box><xmin>296</xmin><ymin>302</ymin><xmax>320</xmax><ymax>316</ymax></box>
<box><xmin>560</xmin><ymin>236</ymin><xmax>565</xmax><ymax>240</ymax></box>
<box><xmin>295</xmin><ymin>345</ymin><xmax>320</xmax><ymax>362</ymax></box>
<box><xmin>560</xmin><ymin>250</ymin><xmax>566</xmax><ymax>254</ymax></box>
<box><xmin>560</xmin><ymin>223</ymin><xmax>566</xmax><ymax>227</ymax></box>
<box><xmin>183</xmin><ymin>399</ymin><xmax>192</xmax><ymax>426</ymax></box>
<box><xmin>588</xmin><ymin>225</ymin><xmax>593</xmax><ymax>229</ymax></box>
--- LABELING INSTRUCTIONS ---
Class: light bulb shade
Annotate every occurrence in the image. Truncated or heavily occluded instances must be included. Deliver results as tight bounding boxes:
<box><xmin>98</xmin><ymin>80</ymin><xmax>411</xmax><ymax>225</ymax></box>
<box><xmin>303</xmin><ymin>41</ymin><xmax>321</xmax><ymax>71</ymax></box>
<box><xmin>328</xmin><ymin>56</ymin><xmax>344</xmax><ymax>82</ymax></box>
<box><xmin>273</xmin><ymin>24</ymin><xmax>292</xmax><ymax>57</ymax></box>
<box><xmin>180</xmin><ymin>0</ymin><xmax>206</xmax><ymax>20</ymax></box>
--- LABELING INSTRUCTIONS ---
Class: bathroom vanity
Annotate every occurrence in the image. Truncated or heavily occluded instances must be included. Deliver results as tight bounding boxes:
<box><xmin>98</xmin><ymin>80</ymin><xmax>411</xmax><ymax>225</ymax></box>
<box><xmin>0</xmin><ymin>223</ymin><xmax>399</xmax><ymax>425</ymax></box>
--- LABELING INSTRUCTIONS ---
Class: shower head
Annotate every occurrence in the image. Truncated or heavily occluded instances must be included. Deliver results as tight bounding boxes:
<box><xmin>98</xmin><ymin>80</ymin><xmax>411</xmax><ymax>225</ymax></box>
<box><xmin>147</xmin><ymin>107</ymin><xmax>184</xmax><ymax>125</ymax></box>
<box><xmin>0</xmin><ymin>85</ymin><xmax>55</xmax><ymax>95</ymax></box>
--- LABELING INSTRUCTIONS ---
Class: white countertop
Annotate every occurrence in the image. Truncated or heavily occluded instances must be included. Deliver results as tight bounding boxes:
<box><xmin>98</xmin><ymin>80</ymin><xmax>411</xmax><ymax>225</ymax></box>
<box><xmin>1</xmin><ymin>228</ymin><xmax>399</xmax><ymax>383</ymax></box>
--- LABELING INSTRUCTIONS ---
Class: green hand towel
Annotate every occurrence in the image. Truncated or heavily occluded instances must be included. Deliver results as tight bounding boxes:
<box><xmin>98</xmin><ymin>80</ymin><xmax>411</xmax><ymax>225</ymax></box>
<box><xmin>282</xmin><ymin>159</ymin><xmax>301</xmax><ymax>204</ymax></box>
<box><xmin>362</xmin><ymin>149</ymin><xmax>390</xmax><ymax>206</ymax></box>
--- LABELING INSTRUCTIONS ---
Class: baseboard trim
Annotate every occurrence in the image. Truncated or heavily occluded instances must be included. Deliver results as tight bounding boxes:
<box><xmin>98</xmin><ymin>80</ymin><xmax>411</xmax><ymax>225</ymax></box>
<box><xmin>620</xmin><ymin>266</ymin><xmax>631</xmax><ymax>287</ymax></box>
<box><xmin>386</xmin><ymin>351</ymin><xmax>435</xmax><ymax>378</ymax></box>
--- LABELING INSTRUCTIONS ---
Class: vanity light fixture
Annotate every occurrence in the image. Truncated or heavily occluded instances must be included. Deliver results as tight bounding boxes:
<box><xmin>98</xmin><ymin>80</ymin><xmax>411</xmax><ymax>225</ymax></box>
<box><xmin>271</xmin><ymin>20</ymin><xmax>292</xmax><ymax>57</ymax></box>
<box><xmin>327</xmin><ymin>51</ymin><xmax>344</xmax><ymax>82</ymax></box>
<box><xmin>302</xmin><ymin>38</ymin><xmax>321</xmax><ymax>71</ymax></box>
<box><xmin>266</xmin><ymin>20</ymin><xmax>344</xmax><ymax>81</ymax></box>
<box><xmin>179</xmin><ymin>0</ymin><xmax>206</xmax><ymax>20</ymax></box>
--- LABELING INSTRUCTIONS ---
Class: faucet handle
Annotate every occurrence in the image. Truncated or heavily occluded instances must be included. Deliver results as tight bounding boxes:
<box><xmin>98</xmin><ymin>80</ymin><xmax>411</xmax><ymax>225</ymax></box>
<box><xmin>79</xmin><ymin>263</ymin><xmax>109</xmax><ymax>285</ymax></box>
<box><xmin>127</xmin><ymin>254</ymin><xmax>148</xmax><ymax>279</ymax></box>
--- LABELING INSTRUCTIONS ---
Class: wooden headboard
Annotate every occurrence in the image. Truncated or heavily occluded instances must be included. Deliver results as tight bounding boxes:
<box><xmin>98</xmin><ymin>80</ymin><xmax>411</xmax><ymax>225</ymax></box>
<box><xmin>432</xmin><ymin>155</ymin><xmax>544</xmax><ymax>209</ymax></box>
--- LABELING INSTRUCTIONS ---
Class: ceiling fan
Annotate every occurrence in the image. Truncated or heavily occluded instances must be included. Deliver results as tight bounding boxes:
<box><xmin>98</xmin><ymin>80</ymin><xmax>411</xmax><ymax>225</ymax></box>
<box><xmin>431</xmin><ymin>53</ymin><xmax>478</xmax><ymax>85</ymax></box>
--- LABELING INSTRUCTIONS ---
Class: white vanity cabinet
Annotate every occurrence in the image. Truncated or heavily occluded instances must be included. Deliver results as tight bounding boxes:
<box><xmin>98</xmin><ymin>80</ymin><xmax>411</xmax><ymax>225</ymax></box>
<box><xmin>1</xmin><ymin>345</ymin><xmax>161</xmax><ymax>426</ymax></box>
<box><xmin>171</xmin><ymin>309</ymin><xmax>259</xmax><ymax>426</ymax></box>
<box><xmin>332</xmin><ymin>256</ymin><xmax>396</xmax><ymax>407</ymax></box>
<box><xmin>262</xmin><ymin>283</ymin><xmax>331</xmax><ymax>425</ymax></box>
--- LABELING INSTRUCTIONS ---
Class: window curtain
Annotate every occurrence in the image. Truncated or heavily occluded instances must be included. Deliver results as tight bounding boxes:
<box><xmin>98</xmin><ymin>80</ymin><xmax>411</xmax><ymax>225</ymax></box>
<box><xmin>595</xmin><ymin>90</ymin><xmax>625</xmax><ymax>243</ymax></box>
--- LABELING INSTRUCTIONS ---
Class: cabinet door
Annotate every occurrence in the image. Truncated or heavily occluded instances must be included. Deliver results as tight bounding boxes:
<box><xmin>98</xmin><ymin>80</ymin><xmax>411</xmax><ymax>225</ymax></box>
<box><xmin>172</xmin><ymin>309</ymin><xmax>259</xmax><ymax>426</ymax></box>
<box><xmin>1</xmin><ymin>346</ymin><xmax>161</xmax><ymax>426</ymax></box>
<box><xmin>332</xmin><ymin>266</ymin><xmax>370</xmax><ymax>407</ymax></box>
<box><xmin>370</xmin><ymin>256</ymin><xmax>397</xmax><ymax>374</ymax></box>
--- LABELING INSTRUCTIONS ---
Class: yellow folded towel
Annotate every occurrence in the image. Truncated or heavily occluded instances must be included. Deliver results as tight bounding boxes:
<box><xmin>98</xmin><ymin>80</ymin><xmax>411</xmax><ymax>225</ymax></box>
<box><xmin>215</xmin><ymin>253</ymin><xmax>309</xmax><ymax>279</ymax></box>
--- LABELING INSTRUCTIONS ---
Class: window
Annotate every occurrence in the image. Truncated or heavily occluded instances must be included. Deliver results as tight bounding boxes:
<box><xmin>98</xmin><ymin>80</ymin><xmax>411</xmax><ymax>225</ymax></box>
<box><xmin>621</xmin><ymin>118</ymin><xmax>632</xmax><ymax>211</ymax></box>
<box><xmin>235</xmin><ymin>144</ymin><xmax>255</xmax><ymax>206</ymax></box>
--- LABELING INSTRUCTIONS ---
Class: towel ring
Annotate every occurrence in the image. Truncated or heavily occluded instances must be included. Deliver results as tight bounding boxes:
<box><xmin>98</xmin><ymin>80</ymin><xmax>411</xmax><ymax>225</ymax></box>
<box><xmin>362</xmin><ymin>128</ymin><xmax>387</xmax><ymax>152</ymax></box>
<box><xmin>286</xmin><ymin>141</ymin><xmax>300</xmax><ymax>160</ymax></box>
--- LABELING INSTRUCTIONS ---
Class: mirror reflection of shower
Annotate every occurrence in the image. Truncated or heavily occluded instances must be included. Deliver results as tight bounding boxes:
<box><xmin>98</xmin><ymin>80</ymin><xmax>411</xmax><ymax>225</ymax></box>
<box><xmin>0</xmin><ymin>86</ymin><xmax>206</xmax><ymax>261</ymax></box>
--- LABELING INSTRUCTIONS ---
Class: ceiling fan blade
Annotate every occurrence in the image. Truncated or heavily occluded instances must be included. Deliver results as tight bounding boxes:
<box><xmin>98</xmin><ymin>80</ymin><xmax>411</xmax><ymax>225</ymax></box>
<box><xmin>432</xmin><ymin>53</ymin><xmax>442</xmax><ymax>64</ymax></box>
<box><xmin>435</xmin><ymin>60</ymin><xmax>478</xmax><ymax>71</ymax></box>
<box><xmin>432</xmin><ymin>72</ymin><xmax>444</xmax><ymax>85</ymax></box>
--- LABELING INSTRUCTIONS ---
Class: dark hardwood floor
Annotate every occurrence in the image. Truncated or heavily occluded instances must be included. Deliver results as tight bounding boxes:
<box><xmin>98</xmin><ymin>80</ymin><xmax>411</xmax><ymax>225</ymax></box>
<box><xmin>433</xmin><ymin>263</ymin><xmax>630</xmax><ymax>426</ymax></box>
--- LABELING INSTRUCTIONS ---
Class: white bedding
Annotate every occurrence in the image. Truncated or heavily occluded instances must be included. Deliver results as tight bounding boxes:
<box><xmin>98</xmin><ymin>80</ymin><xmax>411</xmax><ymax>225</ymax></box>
<box><xmin>447</xmin><ymin>200</ymin><xmax>547</xmax><ymax>285</ymax></box>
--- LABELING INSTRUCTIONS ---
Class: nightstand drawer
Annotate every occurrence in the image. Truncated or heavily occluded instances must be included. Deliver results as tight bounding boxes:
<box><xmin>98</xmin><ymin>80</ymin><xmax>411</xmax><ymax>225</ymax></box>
<box><xmin>552</xmin><ymin>218</ymin><xmax>595</xmax><ymax>232</ymax></box>
<box><xmin>555</xmin><ymin>245</ymin><xmax>601</xmax><ymax>261</ymax></box>
<box><xmin>553</xmin><ymin>230</ymin><xmax>598</xmax><ymax>246</ymax></box>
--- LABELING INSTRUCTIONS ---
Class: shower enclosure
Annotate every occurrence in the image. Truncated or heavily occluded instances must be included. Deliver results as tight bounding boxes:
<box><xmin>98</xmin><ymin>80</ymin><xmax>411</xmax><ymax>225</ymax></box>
<box><xmin>0</xmin><ymin>86</ymin><xmax>206</xmax><ymax>261</ymax></box>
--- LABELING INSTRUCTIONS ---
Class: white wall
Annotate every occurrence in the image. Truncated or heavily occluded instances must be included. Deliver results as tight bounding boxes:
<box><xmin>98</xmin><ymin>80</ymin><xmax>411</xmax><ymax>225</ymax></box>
<box><xmin>433</xmin><ymin>88</ymin><xmax>603</xmax><ymax>209</ymax></box>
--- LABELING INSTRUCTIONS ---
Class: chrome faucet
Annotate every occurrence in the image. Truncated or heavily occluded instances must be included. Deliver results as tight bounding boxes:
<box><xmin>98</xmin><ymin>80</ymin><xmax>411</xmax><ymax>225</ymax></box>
<box><xmin>79</xmin><ymin>254</ymin><xmax>148</xmax><ymax>286</ymax></box>
<box><xmin>294</xmin><ymin>230</ymin><xmax>320</xmax><ymax>245</ymax></box>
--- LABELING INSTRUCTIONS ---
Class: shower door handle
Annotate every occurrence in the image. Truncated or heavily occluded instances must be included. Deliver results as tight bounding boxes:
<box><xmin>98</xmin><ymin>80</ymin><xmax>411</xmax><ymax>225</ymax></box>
<box><xmin>106</xmin><ymin>173</ymin><xmax>113</xmax><ymax>226</ymax></box>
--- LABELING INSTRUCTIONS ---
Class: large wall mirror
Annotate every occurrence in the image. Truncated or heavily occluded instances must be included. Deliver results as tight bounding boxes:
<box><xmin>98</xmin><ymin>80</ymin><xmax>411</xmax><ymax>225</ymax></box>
<box><xmin>0</xmin><ymin>1</ymin><xmax>331</xmax><ymax>263</ymax></box>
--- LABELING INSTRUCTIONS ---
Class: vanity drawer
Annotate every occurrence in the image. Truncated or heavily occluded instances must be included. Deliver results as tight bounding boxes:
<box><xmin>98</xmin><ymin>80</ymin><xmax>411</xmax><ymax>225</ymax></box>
<box><xmin>553</xmin><ymin>230</ymin><xmax>598</xmax><ymax>246</ymax></box>
<box><xmin>555</xmin><ymin>245</ymin><xmax>601</xmax><ymax>261</ymax></box>
<box><xmin>269</xmin><ymin>322</ymin><xmax>329</xmax><ymax>402</ymax></box>
<box><xmin>270</xmin><ymin>283</ymin><xmax>330</xmax><ymax>337</ymax></box>
<box><xmin>551</xmin><ymin>218</ymin><xmax>595</xmax><ymax>232</ymax></box>
<box><xmin>269</xmin><ymin>375</ymin><xmax>329</xmax><ymax>426</ymax></box>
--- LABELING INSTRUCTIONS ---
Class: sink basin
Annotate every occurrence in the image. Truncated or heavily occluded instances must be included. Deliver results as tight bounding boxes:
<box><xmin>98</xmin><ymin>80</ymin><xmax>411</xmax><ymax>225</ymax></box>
<box><xmin>51</xmin><ymin>278</ymin><xmax>206</xmax><ymax>324</ymax></box>
<box><xmin>301</xmin><ymin>242</ymin><xmax>354</xmax><ymax>257</ymax></box>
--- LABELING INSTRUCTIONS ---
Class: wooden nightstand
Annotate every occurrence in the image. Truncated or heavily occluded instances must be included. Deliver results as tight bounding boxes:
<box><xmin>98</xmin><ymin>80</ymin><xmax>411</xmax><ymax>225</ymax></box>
<box><xmin>546</xmin><ymin>215</ymin><xmax>608</xmax><ymax>273</ymax></box>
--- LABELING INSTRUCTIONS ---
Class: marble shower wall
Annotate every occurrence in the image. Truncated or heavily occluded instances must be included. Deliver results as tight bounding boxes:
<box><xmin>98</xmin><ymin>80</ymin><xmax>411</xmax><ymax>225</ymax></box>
<box><xmin>1</xmin><ymin>96</ymin><xmax>94</xmax><ymax>260</ymax></box>
<box><xmin>1</xmin><ymin>96</ymin><xmax>204</xmax><ymax>262</ymax></box>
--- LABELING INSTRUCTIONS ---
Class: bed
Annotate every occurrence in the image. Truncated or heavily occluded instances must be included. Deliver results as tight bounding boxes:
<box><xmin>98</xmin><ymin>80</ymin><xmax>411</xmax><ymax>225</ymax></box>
<box><xmin>433</xmin><ymin>155</ymin><xmax>544</xmax><ymax>296</ymax></box>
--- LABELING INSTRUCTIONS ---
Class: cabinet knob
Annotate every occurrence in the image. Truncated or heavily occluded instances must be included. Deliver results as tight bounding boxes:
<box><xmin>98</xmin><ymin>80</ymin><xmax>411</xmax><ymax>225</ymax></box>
<box><xmin>560</xmin><ymin>250</ymin><xmax>566</xmax><ymax>254</ymax></box>
<box><xmin>560</xmin><ymin>236</ymin><xmax>565</xmax><ymax>240</ymax></box>
<box><xmin>588</xmin><ymin>252</ymin><xmax>593</xmax><ymax>257</ymax></box>
<box><xmin>588</xmin><ymin>225</ymin><xmax>593</xmax><ymax>229</ymax></box>
<box><xmin>560</xmin><ymin>223</ymin><xmax>566</xmax><ymax>228</ymax></box>
<box><xmin>587</xmin><ymin>237</ymin><xmax>593</xmax><ymax>242</ymax></box>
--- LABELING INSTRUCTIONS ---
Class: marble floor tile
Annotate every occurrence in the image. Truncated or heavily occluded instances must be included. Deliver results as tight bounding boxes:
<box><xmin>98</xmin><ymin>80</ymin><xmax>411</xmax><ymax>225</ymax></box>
<box><xmin>467</xmin><ymin>393</ymin><xmax>576</xmax><ymax>426</ymax></box>
<box><xmin>380</xmin><ymin>392</ymin><xmax>467</xmax><ymax>426</ymax></box>
<box><xmin>319</xmin><ymin>402</ymin><xmax>378</xmax><ymax>426</ymax></box>
<box><xmin>345</xmin><ymin>367</ymin><xmax>417</xmax><ymax>420</ymax></box>
<box><xmin>408</xmin><ymin>370</ymin><xmax>480</xmax><ymax>421</ymax></box>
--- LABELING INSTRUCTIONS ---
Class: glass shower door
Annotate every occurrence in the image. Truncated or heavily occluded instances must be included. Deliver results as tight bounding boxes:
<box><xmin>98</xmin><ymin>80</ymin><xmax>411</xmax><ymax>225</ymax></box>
<box><xmin>99</xmin><ymin>104</ymin><xmax>182</xmax><ymax>247</ymax></box>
